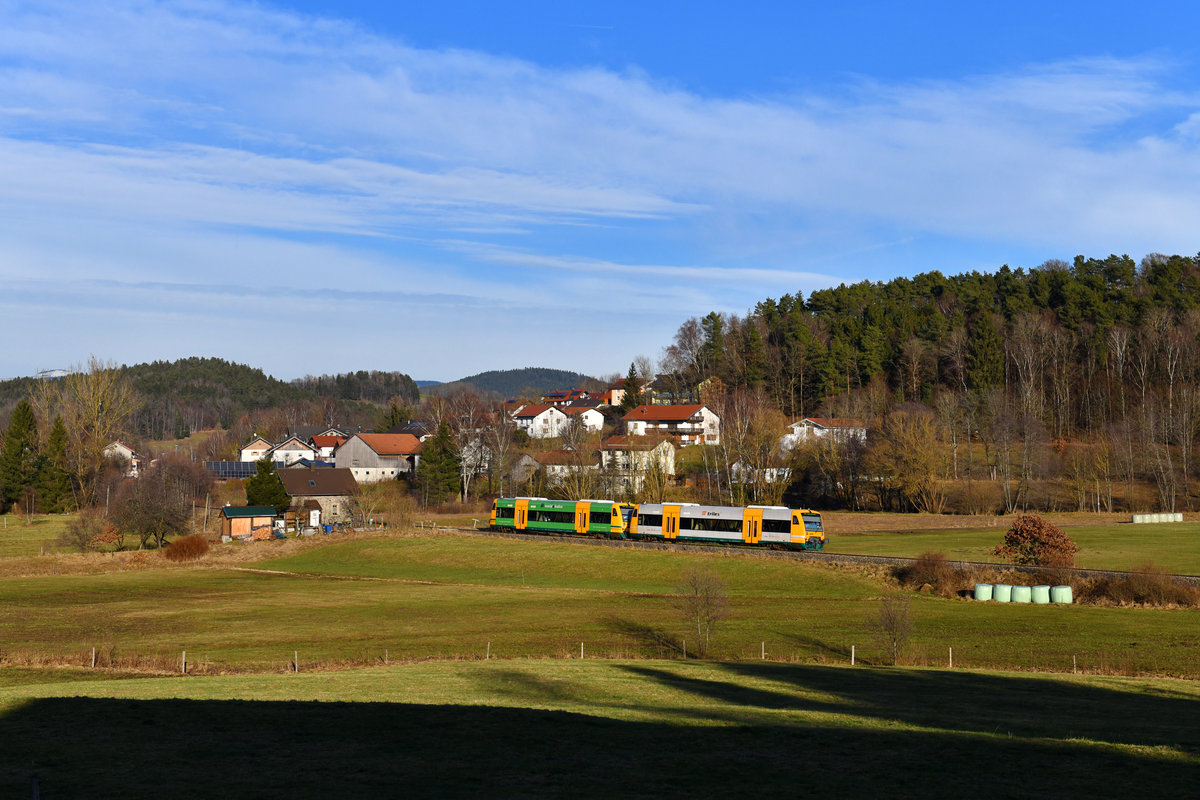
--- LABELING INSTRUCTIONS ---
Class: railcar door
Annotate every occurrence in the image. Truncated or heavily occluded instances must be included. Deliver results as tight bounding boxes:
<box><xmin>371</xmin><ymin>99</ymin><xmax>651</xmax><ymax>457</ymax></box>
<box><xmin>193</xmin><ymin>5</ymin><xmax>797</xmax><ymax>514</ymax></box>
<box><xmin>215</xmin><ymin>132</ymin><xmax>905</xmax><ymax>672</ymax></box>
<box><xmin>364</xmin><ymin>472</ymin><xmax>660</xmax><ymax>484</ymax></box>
<box><xmin>743</xmin><ymin>508</ymin><xmax>763</xmax><ymax>544</ymax></box>
<box><xmin>575</xmin><ymin>501</ymin><xmax>590</xmax><ymax>533</ymax></box>
<box><xmin>515</xmin><ymin>498</ymin><xmax>530</xmax><ymax>530</ymax></box>
<box><xmin>662</xmin><ymin>505</ymin><xmax>681</xmax><ymax>539</ymax></box>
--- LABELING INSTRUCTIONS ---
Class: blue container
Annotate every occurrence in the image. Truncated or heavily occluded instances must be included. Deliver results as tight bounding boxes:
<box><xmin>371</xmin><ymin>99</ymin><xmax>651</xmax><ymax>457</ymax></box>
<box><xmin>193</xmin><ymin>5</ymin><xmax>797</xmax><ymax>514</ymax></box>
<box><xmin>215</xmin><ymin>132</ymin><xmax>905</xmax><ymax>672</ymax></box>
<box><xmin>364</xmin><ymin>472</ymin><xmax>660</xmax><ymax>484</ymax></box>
<box><xmin>974</xmin><ymin>583</ymin><xmax>994</xmax><ymax>601</ymax></box>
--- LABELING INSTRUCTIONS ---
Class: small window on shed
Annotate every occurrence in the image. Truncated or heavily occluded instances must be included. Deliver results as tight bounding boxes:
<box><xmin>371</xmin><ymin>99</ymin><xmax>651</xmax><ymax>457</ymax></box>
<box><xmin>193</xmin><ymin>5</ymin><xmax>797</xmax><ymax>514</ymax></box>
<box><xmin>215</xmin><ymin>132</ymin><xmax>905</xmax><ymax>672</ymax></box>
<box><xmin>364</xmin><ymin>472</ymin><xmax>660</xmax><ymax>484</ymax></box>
<box><xmin>309</xmin><ymin>479</ymin><xmax>316</xmax><ymax>487</ymax></box>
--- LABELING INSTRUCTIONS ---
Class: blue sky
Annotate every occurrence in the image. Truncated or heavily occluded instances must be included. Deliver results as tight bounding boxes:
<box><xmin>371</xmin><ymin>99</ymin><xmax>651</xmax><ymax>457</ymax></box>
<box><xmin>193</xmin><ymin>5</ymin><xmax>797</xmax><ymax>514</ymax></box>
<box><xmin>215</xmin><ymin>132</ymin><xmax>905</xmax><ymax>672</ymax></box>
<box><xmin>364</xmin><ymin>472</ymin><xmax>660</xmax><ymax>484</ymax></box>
<box><xmin>2</xmin><ymin>1</ymin><xmax>1199</xmax><ymax>383</ymax></box>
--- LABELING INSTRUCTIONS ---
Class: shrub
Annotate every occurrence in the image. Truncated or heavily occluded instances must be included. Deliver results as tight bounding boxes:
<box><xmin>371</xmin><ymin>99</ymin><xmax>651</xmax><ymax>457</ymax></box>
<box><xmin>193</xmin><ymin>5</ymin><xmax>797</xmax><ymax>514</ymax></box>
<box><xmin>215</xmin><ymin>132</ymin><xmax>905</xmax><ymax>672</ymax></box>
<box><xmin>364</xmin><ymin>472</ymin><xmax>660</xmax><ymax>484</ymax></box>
<box><xmin>897</xmin><ymin>551</ymin><xmax>960</xmax><ymax>596</ymax></box>
<box><xmin>993</xmin><ymin>514</ymin><xmax>1078</xmax><ymax>567</ymax></box>
<box><xmin>57</xmin><ymin>510</ymin><xmax>105</xmax><ymax>553</ymax></box>
<box><xmin>162</xmin><ymin>534</ymin><xmax>210</xmax><ymax>562</ymax></box>
<box><xmin>1083</xmin><ymin>563</ymin><xmax>1200</xmax><ymax>607</ymax></box>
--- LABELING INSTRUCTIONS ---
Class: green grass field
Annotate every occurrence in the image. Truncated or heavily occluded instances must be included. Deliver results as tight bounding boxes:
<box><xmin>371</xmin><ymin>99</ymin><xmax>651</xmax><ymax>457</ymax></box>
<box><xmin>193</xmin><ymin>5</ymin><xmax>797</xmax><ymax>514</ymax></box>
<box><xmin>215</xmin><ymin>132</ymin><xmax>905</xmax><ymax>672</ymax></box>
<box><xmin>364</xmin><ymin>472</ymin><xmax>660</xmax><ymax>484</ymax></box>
<box><xmin>0</xmin><ymin>514</ymin><xmax>72</xmax><ymax>558</ymax></box>
<box><xmin>1</xmin><ymin>659</ymin><xmax>1197</xmax><ymax>798</ymax></box>
<box><xmin>826</xmin><ymin>521</ymin><xmax>1200</xmax><ymax>573</ymax></box>
<box><xmin>0</xmin><ymin>533</ymin><xmax>1196</xmax><ymax>675</ymax></box>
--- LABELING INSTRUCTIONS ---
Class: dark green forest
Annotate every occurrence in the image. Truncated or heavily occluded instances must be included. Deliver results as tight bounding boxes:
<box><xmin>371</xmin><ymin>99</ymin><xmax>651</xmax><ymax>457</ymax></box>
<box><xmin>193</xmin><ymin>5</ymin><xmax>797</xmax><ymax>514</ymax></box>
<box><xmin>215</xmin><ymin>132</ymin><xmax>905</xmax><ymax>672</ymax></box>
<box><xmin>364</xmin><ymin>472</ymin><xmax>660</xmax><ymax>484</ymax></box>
<box><xmin>660</xmin><ymin>252</ymin><xmax>1200</xmax><ymax>512</ymax></box>
<box><xmin>430</xmin><ymin>367</ymin><xmax>601</xmax><ymax>399</ymax></box>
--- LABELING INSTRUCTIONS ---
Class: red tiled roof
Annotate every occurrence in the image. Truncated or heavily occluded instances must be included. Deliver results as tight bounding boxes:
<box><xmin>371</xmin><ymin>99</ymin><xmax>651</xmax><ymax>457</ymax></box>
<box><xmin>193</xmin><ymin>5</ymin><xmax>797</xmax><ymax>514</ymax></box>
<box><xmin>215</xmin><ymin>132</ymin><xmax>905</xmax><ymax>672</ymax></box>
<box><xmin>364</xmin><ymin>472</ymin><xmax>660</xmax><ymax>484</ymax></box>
<box><xmin>311</xmin><ymin>435</ymin><xmax>347</xmax><ymax>448</ymax></box>
<box><xmin>513</xmin><ymin>404</ymin><xmax>557</xmax><ymax>418</ymax></box>
<box><xmin>622</xmin><ymin>404</ymin><xmax>706</xmax><ymax>422</ymax></box>
<box><xmin>534</xmin><ymin>449</ymin><xmax>599</xmax><ymax>466</ymax></box>
<box><xmin>356</xmin><ymin>433</ymin><xmax>423</xmax><ymax>455</ymax></box>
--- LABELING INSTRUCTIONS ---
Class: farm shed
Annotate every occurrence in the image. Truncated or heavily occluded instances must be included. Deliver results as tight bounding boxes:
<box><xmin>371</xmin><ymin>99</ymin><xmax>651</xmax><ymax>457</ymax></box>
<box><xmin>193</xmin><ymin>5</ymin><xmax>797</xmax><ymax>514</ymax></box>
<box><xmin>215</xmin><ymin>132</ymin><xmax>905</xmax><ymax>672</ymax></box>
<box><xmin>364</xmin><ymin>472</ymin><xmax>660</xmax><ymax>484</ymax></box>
<box><xmin>219</xmin><ymin>506</ymin><xmax>277</xmax><ymax>540</ymax></box>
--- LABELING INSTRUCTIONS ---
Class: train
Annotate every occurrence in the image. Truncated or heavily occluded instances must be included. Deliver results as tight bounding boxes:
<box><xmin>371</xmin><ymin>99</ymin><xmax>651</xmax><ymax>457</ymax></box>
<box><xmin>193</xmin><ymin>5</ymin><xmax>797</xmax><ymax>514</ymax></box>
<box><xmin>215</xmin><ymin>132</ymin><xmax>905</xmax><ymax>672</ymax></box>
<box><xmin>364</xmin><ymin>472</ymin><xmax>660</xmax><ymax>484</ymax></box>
<box><xmin>490</xmin><ymin>497</ymin><xmax>825</xmax><ymax>550</ymax></box>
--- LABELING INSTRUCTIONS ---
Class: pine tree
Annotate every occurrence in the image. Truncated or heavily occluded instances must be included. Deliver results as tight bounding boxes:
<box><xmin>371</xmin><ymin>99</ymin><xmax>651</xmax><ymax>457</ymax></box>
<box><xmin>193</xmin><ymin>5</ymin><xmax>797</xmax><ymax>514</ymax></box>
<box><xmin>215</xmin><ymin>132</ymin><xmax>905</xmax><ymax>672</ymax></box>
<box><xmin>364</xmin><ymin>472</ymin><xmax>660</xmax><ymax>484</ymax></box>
<box><xmin>244</xmin><ymin>459</ymin><xmax>291</xmax><ymax>514</ymax></box>
<box><xmin>376</xmin><ymin>396</ymin><xmax>411</xmax><ymax>432</ymax></box>
<box><xmin>619</xmin><ymin>363</ymin><xmax>644</xmax><ymax>413</ymax></box>
<box><xmin>966</xmin><ymin>314</ymin><xmax>1004</xmax><ymax>391</ymax></box>
<box><xmin>414</xmin><ymin>422</ymin><xmax>461</xmax><ymax>506</ymax></box>
<box><xmin>0</xmin><ymin>399</ymin><xmax>40</xmax><ymax>511</ymax></box>
<box><xmin>38</xmin><ymin>415</ymin><xmax>73</xmax><ymax>513</ymax></box>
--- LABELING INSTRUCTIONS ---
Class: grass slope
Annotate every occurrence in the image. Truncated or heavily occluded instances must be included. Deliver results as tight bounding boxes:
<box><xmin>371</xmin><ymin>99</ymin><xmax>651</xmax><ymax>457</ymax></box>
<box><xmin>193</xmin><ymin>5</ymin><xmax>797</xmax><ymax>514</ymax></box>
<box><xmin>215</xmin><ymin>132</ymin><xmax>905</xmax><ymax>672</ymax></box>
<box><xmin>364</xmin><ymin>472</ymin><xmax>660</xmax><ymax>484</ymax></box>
<box><xmin>826</xmin><ymin>521</ymin><xmax>1200</xmax><ymax>573</ymax></box>
<box><xmin>0</xmin><ymin>660</ymin><xmax>1197</xmax><ymax>798</ymax></box>
<box><xmin>0</xmin><ymin>533</ymin><xmax>1196</xmax><ymax>675</ymax></box>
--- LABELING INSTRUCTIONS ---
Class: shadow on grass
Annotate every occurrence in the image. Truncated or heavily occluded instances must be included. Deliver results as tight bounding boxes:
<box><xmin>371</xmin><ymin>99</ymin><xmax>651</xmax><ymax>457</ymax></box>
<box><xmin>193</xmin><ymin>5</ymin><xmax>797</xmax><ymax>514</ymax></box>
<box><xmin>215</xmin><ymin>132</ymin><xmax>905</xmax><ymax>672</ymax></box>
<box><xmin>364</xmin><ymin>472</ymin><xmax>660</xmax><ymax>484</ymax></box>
<box><xmin>2</xmin><ymin>672</ymin><xmax>1197</xmax><ymax>799</ymax></box>
<box><xmin>603</xmin><ymin>616</ymin><xmax>684</xmax><ymax>657</ymax></box>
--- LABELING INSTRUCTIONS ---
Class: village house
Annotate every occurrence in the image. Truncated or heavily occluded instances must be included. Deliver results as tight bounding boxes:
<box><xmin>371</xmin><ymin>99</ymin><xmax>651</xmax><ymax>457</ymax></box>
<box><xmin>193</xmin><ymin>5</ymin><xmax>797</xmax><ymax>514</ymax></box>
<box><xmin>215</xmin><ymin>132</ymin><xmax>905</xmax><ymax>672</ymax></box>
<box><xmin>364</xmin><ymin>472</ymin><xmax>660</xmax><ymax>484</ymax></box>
<box><xmin>562</xmin><ymin>403</ymin><xmax>606</xmax><ymax>433</ymax></box>
<box><xmin>599</xmin><ymin>436</ymin><xmax>676</xmax><ymax>491</ymax></box>
<box><xmin>310</xmin><ymin>433</ymin><xmax>347</xmax><ymax>460</ymax></box>
<box><xmin>533</xmin><ymin>448</ymin><xmax>600</xmax><ymax>485</ymax></box>
<box><xmin>103</xmin><ymin>441</ymin><xmax>142</xmax><ymax>477</ymax></box>
<box><xmin>239</xmin><ymin>436</ymin><xmax>273</xmax><ymax>462</ymax></box>
<box><xmin>334</xmin><ymin>433</ymin><xmax>422</xmax><ymax>483</ymax></box>
<box><xmin>512</xmin><ymin>404</ymin><xmax>570</xmax><ymax>439</ymax></box>
<box><xmin>781</xmin><ymin>417</ymin><xmax>868</xmax><ymax>450</ymax></box>
<box><xmin>278</xmin><ymin>467</ymin><xmax>359</xmax><ymax>527</ymax></box>
<box><xmin>622</xmin><ymin>404</ymin><xmax>720</xmax><ymax>446</ymax></box>
<box><xmin>270</xmin><ymin>435</ymin><xmax>317</xmax><ymax>466</ymax></box>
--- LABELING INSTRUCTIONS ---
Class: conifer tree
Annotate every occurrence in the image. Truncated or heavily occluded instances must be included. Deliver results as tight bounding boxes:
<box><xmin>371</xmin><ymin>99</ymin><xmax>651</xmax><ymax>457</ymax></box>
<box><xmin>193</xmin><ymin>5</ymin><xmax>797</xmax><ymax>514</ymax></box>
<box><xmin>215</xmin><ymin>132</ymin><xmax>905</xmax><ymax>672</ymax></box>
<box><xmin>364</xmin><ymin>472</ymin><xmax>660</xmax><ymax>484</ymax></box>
<box><xmin>244</xmin><ymin>459</ymin><xmax>291</xmax><ymax>514</ymax></box>
<box><xmin>38</xmin><ymin>415</ymin><xmax>73</xmax><ymax>513</ymax></box>
<box><xmin>414</xmin><ymin>422</ymin><xmax>460</xmax><ymax>506</ymax></box>
<box><xmin>0</xmin><ymin>399</ymin><xmax>40</xmax><ymax>511</ymax></box>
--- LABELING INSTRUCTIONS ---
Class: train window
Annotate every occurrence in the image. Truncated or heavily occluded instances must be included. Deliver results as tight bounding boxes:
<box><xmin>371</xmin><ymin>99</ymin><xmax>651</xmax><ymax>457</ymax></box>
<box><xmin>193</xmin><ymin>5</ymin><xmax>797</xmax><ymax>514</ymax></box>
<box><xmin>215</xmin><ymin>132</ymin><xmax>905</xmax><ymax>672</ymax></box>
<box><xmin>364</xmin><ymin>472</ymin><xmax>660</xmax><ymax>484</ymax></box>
<box><xmin>763</xmin><ymin>518</ymin><xmax>790</xmax><ymax>533</ymax></box>
<box><xmin>495</xmin><ymin>507</ymin><xmax>515</xmax><ymax>520</ymax></box>
<box><xmin>640</xmin><ymin>513</ymin><xmax>663</xmax><ymax>527</ymax></box>
<box><xmin>802</xmin><ymin>513</ymin><xmax>823</xmax><ymax>532</ymax></box>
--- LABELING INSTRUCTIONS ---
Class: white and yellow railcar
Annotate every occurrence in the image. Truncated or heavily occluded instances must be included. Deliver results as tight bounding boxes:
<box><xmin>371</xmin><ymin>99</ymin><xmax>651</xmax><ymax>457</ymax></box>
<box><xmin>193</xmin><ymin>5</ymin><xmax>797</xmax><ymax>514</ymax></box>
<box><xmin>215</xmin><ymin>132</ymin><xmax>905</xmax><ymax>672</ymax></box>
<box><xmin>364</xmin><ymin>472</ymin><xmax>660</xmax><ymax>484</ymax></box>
<box><xmin>632</xmin><ymin>503</ymin><xmax>825</xmax><ymax>550</ymax></box>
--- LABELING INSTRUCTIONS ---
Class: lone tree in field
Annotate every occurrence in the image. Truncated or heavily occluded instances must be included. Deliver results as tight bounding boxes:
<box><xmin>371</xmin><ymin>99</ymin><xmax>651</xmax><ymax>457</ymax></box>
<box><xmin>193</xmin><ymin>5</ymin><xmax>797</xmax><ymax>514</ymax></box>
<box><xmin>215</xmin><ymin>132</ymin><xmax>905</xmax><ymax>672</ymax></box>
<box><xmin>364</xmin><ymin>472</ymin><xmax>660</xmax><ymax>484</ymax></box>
<box><xmin>993</xmin><ymin>513</ymin><xmax>1078</xmax><ymax>567</ymax></box>
<box><xmin>869</xmin><ymin>595</ymin><xmax>914</xmax><ymax>665</ymax></box>
<box><xmin>674</xmin><ymin>565</ymin><xmax>730</xmax><ymax>658</ymax></box>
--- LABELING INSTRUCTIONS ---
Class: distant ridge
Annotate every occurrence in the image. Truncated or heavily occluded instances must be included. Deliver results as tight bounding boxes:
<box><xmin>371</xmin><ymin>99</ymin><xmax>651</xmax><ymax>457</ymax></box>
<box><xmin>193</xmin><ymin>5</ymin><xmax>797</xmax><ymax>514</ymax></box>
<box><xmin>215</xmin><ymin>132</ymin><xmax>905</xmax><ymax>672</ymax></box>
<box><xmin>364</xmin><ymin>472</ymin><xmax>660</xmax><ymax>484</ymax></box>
<box><xmin>427</xmin><ymin>367</ymin><xmax>601</xmax><ymax>399</ymax></box>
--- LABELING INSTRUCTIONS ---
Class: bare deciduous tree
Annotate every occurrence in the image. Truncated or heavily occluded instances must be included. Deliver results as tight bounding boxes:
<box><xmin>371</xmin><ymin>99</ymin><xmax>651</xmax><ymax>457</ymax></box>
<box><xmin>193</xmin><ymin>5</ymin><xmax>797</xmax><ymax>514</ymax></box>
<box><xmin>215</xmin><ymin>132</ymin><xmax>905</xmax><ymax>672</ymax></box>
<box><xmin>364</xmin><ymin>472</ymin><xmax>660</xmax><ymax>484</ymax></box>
<box><xmin>673</xmin><ymin>565</ymin><xmax>730</xmax><ymax>658</ymax></box>
<box><xmin>869</xmin><ymin>595</ymin><xmax>914</xmax><ymax>666</ymax></box>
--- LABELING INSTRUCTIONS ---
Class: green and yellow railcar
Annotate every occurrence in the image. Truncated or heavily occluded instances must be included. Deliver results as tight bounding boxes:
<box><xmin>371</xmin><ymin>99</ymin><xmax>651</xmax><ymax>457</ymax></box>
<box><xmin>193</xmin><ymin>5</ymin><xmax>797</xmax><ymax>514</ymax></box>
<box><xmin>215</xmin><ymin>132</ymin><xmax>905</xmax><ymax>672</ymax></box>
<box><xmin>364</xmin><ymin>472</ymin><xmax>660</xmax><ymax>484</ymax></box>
<box><xmin>491</xmin><ymin>497</ymin><xmax>636</xmax><ymax>538</ymax></box>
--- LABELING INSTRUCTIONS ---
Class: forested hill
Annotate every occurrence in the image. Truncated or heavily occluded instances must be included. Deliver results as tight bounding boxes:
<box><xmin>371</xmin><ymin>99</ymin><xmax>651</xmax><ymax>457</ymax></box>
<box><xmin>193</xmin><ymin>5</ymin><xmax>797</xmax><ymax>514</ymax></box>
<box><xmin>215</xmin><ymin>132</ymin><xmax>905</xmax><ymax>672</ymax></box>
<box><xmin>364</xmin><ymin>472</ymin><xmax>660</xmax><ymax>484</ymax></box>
<box><xmin>291</xmin><ymin>370</ymin><xmax>420</xmax><ymax>406</ymax></box>
<box><xmin>662</xmin><ymin>252</ymin><xmax>1200</xmax><ymax>430</ymax></box>
<box><xmin>431</xmin><ymin>367</ymin><xmax>601</xmax><ymax>398</ymax></box>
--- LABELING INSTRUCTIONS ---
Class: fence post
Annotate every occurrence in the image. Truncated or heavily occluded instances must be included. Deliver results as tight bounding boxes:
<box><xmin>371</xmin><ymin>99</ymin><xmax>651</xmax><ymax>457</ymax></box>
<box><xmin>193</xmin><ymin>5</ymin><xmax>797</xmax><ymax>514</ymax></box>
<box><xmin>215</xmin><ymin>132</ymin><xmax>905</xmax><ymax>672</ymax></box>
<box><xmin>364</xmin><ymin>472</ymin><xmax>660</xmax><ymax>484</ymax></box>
<box><xmin>182</xmin><ymin>650</ymin><xmax>186</xmax><ymax>674</ymax></box>
<box><xmin>580</xmin><ymin>642</ymin><xmax>584</xmax><ymax>660</ymax></box>
<box><xmin>851</xmin><ymin>645</ymin><xmax>855</xmax><ymax>666</ymax></box>
<box><xmin>948</xmin><ymin>647</ymin><xmax>952</xmax><ymax>669</ymax></box>
<box><xmin>761</xmin><ymin>641</ymin><xmax>765</xmax><ymax>660</ymax></box>
<box><xmin>91</xmin><ymin>647</ymin><xmax>96</xmax><ymax>669</ymax></box>
<box><xmin>294</xmin><ymin>650</ymin><xmax>298</xmax><ymax>672</ymax></box>
<box><xmin>486</xmin><ymin>642</ymin><xmax>491</xmax><ymax>659</ymax></box>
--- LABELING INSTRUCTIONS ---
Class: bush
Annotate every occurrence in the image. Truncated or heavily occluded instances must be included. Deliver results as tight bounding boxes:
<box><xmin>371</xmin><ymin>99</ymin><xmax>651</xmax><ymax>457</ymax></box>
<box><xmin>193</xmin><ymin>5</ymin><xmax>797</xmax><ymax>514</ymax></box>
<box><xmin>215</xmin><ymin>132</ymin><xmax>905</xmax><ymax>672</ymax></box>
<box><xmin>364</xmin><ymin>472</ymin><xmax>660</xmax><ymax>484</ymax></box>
<box><xmin>897</xmin><ymin>551</ymin><xmax>961</xmax><ymax>596</ymax></box>
<box><xmin>1083</xmin><ymin>563</ymin><xmax>1200</xmax><ymax>607</ymax></box>
<box><xmin>162</xmin><ymin>534</ymin><xmax>210</xmax><ymax>562</ymax></box>
<box><xmin>57</xmin><ymin>510</ymin><xmax>105</xmax><ymax>553</ymax></box>
<box><xmin>993</xmin><ymin>514</ymin><xmax>1078</xmax><ymax>567</ymax></box>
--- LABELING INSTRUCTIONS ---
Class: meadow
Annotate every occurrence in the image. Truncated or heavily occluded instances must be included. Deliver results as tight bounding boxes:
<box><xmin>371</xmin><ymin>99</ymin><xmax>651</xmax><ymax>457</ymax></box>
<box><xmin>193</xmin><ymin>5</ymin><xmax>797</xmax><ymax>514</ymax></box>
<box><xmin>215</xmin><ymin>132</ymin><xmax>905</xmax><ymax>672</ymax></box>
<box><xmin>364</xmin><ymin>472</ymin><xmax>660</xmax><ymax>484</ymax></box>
<box><xmin>0</xmin><ymin>532</ymin><xmax>1195</xmax><ymax>675</ymax></box>
<box><xmin>0</xmin><ymin>659</ymin><xmax>1197</xmax><ymax>798</ymax></box>
<box><xmin>824</xmin><ymin>520</ymin><xmax>1200</xmax><ymax>574</ymax></box>
<box><xmin>1</xmin><ymin>522</ymin><xmax>1198</xmax><ymax>797</ymax></box>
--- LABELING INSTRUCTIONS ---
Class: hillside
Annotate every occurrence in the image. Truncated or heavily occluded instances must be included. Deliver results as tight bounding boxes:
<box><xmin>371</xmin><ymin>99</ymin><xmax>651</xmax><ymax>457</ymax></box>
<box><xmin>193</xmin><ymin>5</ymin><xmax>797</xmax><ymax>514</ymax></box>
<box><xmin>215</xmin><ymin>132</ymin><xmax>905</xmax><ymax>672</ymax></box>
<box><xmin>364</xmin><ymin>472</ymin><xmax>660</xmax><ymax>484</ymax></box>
<box><xmin>428</xmin><ymin>367</ymin><xmax>601</xmax><ymax>399</ymax></box>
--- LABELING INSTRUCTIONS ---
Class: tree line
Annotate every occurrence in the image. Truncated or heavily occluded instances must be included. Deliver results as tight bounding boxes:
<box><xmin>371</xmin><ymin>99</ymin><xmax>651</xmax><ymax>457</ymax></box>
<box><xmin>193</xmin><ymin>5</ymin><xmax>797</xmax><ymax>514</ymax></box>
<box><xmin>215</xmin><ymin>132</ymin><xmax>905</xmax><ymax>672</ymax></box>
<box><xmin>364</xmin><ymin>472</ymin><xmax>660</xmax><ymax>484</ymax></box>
<box><xmin>656</xmin><ymin>252</ymin><xmax>1200</xmax><ymax>513</ymax></box>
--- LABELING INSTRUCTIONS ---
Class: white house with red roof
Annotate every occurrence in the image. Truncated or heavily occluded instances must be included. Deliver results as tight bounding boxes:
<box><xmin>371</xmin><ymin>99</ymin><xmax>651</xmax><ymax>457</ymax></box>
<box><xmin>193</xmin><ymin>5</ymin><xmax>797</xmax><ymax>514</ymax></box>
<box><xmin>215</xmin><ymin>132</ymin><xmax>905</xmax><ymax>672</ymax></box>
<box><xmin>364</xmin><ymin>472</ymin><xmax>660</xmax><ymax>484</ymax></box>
<box><xmin>512</xmin><ymin>404</ymin><xmax>569</xmax><ymax>439</ymax></box>
<box><xmin>782</xmin><ymin>417</ymin><xmax>868</xmax><ymax>450</ymax></box>
<box><xmin>562</xmin><ymin>404</ymin><xmax>605</xmax><ymax>433</ymax></box>
<box><xmin>310</xmin><ymin>434</ymin><xmax>347</xmax><ymax>460</ymax></box>
<box><xmin>334</xmin><ymin>433</ymin><xmax>423</xmax><ymax>483</ymax></box>
<box><xmin>622</xmin><ymin>404</ymin><xmax>719</xmax><ymax>446</ymax></box>
<box><xmin>103</xmin><ymin>441</ymin><xmax>143</xmax><ymax>477</ymax></box>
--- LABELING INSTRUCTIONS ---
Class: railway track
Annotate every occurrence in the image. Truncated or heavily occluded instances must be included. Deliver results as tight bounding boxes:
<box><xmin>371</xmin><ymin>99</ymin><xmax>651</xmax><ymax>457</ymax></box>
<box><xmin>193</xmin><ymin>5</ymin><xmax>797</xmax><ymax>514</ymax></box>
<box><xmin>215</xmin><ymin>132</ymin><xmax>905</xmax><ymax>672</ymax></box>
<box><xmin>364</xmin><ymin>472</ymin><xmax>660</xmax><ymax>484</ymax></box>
<box><xmin>453</xmin><ymin>526</ymin><xmax>1200</xmax><ymax>586</ymax></box>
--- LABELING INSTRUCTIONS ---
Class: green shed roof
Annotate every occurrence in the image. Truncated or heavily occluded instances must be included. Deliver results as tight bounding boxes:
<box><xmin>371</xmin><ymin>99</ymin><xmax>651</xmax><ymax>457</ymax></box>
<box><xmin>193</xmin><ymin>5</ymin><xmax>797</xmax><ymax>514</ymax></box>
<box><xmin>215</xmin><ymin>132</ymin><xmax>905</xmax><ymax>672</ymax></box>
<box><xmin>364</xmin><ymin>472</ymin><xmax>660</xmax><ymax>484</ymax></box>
<box><xmin>220</xmin><ymin>506</ymin><xmax>278</xmax><ymax>518</ymax></box>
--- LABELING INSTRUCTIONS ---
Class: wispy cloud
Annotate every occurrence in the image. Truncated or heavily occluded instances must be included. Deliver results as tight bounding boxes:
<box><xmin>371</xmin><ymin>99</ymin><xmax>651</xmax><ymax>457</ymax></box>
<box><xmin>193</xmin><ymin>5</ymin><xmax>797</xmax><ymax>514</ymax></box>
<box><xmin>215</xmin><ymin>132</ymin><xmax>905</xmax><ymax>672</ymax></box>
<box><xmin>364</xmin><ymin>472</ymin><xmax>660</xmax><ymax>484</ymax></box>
<box><xmin>1</xmin><ymin>1</ymin><xmax>1199</xmax><ymax>379</ymax></box>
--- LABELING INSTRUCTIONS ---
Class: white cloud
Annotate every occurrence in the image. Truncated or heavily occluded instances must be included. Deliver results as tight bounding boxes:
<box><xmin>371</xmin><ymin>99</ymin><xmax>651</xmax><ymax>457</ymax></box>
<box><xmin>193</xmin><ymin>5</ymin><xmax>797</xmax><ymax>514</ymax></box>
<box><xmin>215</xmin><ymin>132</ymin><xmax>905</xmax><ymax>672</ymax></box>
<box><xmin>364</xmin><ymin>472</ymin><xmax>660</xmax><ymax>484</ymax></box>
<box><xmin>2</xmin><ymin>1</ymin><xmax>1200</xmax><ymax>379</ymax></box>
